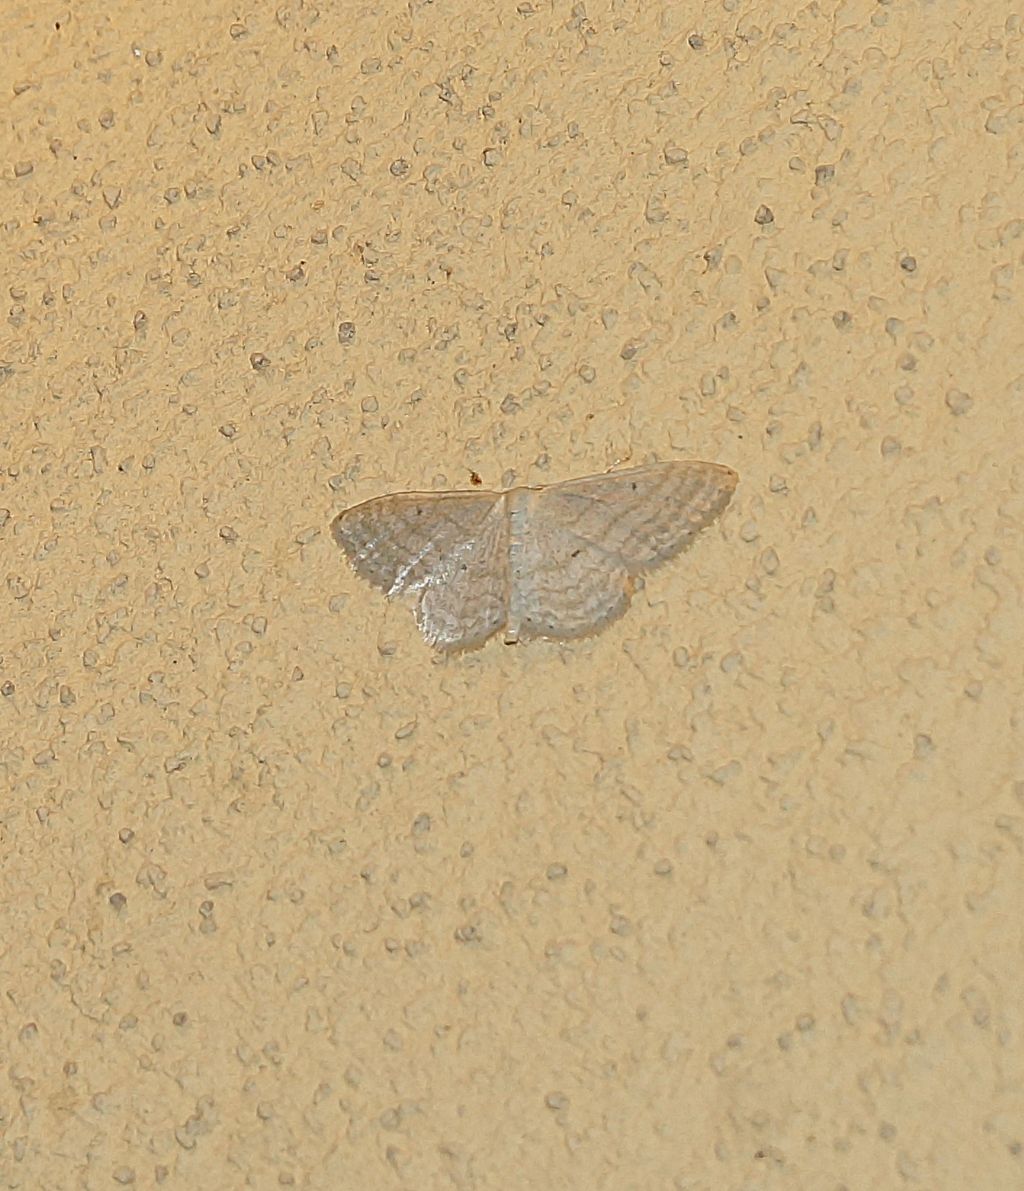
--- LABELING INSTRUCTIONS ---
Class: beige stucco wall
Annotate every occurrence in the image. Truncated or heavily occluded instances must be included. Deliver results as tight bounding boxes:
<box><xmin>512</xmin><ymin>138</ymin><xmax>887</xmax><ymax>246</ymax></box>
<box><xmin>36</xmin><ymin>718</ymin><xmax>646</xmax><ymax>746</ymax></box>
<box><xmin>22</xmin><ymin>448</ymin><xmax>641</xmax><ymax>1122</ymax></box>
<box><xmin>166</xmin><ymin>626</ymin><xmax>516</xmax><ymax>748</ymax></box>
<box><xmin>2</xmin><ymin>1</ymin><xmax>1022</xmax><ymax>1187</ymax></box>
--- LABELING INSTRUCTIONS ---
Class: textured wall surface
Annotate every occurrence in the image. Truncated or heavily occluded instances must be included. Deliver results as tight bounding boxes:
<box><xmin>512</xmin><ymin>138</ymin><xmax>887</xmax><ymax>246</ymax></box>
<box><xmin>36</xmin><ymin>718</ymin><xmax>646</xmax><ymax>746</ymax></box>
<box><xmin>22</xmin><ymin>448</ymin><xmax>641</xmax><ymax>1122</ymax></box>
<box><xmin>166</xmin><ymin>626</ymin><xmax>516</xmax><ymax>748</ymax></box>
<box><xmin>2</xmin><ymin>1</ymin><xmax>1022</xmax><ymax>1187</ymax></box>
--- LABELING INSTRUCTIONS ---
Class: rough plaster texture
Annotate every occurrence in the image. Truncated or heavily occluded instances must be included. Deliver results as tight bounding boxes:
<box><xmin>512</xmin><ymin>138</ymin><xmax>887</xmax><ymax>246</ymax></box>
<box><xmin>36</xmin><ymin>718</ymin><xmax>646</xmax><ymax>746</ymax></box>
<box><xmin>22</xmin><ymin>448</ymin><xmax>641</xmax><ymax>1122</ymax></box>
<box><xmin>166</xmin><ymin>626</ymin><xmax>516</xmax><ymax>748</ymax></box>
<box><xmin>1</xmin><ymin>1</ymin><xmax>1022</xmax><ymax>1188</ymax></box>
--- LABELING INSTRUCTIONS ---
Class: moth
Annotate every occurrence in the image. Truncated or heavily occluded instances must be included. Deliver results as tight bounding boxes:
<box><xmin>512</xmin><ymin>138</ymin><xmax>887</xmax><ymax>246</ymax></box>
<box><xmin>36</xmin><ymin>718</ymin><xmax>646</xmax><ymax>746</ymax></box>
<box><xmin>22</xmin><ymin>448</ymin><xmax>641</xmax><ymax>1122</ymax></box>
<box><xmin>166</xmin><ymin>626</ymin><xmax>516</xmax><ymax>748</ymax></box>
<box><xmin>332</xmin><ymin>460</ymin><xmax>737</xmax><ymax>651</ymax></box>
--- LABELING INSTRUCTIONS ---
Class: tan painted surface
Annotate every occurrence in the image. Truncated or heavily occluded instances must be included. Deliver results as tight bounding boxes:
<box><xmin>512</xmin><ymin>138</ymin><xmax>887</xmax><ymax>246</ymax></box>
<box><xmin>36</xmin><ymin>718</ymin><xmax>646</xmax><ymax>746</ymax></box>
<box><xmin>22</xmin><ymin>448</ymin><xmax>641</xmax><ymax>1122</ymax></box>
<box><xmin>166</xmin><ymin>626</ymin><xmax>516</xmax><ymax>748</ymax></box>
<box><xmin>2</xmin><ymin>1</ymin><xmax>1022</xmax><ymax>1187</ymax></box>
